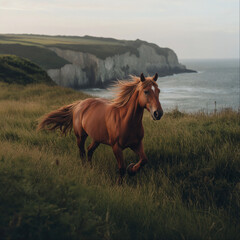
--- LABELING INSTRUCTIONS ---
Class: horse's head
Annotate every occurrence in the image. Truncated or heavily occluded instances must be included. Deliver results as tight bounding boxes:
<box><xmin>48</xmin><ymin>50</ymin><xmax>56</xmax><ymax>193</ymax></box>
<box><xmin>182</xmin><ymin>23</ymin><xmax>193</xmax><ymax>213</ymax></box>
<box><xmin>138</xmin><ymin>73</ymin><xmax>163</xmax><ymax>120</ymax></box>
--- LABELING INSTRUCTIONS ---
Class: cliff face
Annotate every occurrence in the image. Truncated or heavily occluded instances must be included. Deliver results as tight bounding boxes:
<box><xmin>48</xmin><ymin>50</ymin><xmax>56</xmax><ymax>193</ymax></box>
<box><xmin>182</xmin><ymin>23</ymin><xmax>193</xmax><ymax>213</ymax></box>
<box><xmin>47</xmin><ymin>44</ymin><xmax>187</xmax><ymax>88</ymax></box>
<box><xmin>0</xmin><ymin>34</ymin><xmax>194</xmax><ymax>88</ymax></box>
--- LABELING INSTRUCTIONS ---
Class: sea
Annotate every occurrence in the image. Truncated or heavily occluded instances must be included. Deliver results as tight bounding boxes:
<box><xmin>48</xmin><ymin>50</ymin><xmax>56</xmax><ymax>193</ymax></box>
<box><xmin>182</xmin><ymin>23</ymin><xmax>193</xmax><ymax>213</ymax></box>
<box><xmin>82</xmin><ymin>59</ymin><xmax>240</xmax><ymax>113</ymax></box>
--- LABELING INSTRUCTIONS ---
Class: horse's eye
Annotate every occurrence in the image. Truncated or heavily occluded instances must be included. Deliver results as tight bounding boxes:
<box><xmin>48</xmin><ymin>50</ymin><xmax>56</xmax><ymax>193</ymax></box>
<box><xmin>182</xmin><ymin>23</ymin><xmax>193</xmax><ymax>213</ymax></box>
<box><xmin>144</xmin><ymin>90</ymin><xmax>149</xmax><ymax>94</ymax></box>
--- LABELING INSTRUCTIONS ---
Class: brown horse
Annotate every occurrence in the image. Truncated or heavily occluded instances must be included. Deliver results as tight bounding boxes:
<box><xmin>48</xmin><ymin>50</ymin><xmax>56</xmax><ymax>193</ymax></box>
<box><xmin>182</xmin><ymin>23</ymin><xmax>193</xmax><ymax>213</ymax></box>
<box><xmin>37</xmin><ymin>73</ymin><xmax>163</xmax><ymax>183</ymax></box>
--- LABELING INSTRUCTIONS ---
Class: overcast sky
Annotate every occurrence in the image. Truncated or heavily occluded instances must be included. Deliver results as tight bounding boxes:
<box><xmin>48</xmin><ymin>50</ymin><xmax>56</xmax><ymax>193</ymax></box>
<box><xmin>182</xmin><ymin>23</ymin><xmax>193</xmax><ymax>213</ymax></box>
<box><xmin>0</xmin><ymin>0</ymin><xmax>239</xmax><ymax>59</ymax></box>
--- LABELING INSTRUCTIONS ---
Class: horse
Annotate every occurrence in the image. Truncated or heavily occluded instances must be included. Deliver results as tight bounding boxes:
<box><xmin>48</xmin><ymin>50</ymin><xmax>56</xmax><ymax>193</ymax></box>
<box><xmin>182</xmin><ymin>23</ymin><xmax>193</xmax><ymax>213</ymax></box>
<box><xmin>37</xmin><ymin>73</ymin><xmax>163</xmax><ymax>184</ymax></box>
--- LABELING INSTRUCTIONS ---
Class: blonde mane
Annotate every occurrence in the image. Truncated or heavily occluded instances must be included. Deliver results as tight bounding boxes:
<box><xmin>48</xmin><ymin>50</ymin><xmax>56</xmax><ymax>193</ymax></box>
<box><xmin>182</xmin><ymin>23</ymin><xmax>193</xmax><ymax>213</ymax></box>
<box><xmin>110</xmin><ymin>75</ymin><xmax>158</xmax><ymax>108</ymax></box>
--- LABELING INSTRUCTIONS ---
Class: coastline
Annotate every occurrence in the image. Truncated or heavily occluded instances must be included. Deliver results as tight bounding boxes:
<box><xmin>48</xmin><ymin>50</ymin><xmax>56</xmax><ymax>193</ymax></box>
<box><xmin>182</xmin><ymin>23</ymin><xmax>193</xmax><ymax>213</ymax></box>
<box><xmin>76</xmin><ymin>68</ymin><xmax>197</xmax><ymax>90</ymax></box>
<box><xmin>81</xmin><ymin>59</ymin><xmax>239</xmax><ymax>113</ymax></box>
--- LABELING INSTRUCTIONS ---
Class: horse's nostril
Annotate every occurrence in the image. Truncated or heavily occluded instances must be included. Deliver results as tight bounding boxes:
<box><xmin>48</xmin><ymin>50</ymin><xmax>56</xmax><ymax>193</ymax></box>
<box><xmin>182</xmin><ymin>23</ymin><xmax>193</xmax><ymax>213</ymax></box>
<box><xmin>154</xmin><ymin>110</ymin><xmax>163</xmax><ymax>120</ymax></box>
<box><xmin>154</xmin><ymin>111</ymin><xmax>159</xmax><ymax>119</ymax></box>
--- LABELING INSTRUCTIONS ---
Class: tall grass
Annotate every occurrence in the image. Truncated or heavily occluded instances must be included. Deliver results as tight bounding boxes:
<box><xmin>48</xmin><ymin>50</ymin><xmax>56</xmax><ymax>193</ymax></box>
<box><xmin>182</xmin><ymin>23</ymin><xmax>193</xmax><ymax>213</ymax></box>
<box><xmin>0</xmin><ymin>82</ymin><xmax>239</xmax><ymax>239</ymax></box>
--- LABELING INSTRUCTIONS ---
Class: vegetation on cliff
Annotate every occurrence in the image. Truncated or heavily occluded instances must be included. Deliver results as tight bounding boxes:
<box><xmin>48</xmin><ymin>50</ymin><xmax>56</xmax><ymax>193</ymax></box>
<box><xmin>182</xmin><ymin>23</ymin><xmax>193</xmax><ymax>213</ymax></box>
<box><xmin>0</xmin><ymin>34</ymin><xmax>180</xmax><ymax>69</ymax></box>
<box><xmin>0</xmin><ymin>43</ymin><xmax>70</xmax><ymax>70</ymax></box>
<box><xmin>0</xmin><ymin>82</ymin><xmax>239</xmax><ymax>239</ymax></box>
<box><xmin>0</xmin><ymin>55</ymin><xmax>56</xmax><ymax>85</ymax></box>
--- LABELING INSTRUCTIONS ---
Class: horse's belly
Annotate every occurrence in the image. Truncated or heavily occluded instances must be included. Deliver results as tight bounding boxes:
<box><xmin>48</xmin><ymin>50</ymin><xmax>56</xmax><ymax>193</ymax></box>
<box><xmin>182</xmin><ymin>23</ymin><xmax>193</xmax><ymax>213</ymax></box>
<box><xmin>82</xmin><ymin>104</ymin><xmax>109</xmax><ymax>144</ymax></box>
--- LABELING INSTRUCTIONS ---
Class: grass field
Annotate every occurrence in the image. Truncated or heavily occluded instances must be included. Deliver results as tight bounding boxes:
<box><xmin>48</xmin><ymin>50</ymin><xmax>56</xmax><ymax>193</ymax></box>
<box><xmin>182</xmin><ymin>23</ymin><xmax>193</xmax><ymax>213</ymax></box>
<box><xmin>0</xmin><ymin>82</ymin><xmax>239</xmax><ymax>239</ymax></box>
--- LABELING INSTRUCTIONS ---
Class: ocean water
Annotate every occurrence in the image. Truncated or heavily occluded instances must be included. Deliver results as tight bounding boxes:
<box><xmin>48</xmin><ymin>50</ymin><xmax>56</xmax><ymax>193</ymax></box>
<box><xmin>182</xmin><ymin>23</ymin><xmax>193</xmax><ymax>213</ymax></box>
<box><xmin>82</xmin><ymin>59</ymin><xmax>240</xmax><ymax>113</ymax></box>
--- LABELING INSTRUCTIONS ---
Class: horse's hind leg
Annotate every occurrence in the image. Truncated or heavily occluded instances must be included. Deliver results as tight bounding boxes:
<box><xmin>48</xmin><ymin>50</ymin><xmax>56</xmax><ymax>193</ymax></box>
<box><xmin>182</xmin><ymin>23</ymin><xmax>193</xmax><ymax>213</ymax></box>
<box><xmin>87</xmin><ymin>141</ymin><xmax>99</xmax><ymax>163</ymax></box>
<box><xmin>76</xmin><ymin>133</ymin><xmax>87</xmax><ymax>162</ymax></box>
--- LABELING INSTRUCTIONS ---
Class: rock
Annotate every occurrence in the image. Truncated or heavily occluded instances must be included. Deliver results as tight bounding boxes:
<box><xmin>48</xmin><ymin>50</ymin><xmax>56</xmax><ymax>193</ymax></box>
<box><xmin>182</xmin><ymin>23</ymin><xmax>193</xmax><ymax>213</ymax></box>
<box><xmin>47</xmin><ymin>43</ymin><xmax>190</xmax><ymax>88</ymax></box>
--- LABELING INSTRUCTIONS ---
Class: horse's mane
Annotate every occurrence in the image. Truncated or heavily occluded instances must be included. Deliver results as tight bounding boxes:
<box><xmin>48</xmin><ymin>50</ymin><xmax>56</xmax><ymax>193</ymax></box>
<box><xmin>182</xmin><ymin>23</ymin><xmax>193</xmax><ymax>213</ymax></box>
<box><xmin>110</xmin><ymin>75</ymin><xmax>157</xmax><ymax>108</ymax></box>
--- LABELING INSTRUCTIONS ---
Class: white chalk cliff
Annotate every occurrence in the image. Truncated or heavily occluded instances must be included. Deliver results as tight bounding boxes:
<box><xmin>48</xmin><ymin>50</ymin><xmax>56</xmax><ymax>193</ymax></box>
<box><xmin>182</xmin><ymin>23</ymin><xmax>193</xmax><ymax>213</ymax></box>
<box><xmin>47</xmin><ymin>44</ymin><xmax>187</xmax><ymax>88</ymax></box>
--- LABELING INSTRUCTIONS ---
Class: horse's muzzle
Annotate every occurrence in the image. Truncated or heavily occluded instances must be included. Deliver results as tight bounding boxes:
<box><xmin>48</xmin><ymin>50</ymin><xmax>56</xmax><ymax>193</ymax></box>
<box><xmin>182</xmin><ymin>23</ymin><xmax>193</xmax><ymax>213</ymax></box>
<box><xmin>153</xmin><ymin>110</ymin><xmax>163</xmax><ymax>120</ymax></box>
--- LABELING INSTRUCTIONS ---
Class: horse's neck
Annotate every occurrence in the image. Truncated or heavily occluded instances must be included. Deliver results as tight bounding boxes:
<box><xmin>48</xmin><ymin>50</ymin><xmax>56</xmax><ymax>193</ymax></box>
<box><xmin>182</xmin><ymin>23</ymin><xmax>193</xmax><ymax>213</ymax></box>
<box><xmin>121</xmin><ymin>91</ymin><xmax>144</xmax><ymax>125</ymax></box>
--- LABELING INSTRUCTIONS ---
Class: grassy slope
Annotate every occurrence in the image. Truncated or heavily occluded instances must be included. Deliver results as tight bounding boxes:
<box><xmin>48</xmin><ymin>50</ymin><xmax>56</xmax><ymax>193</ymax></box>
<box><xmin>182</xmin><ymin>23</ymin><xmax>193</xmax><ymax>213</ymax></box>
<box><xmin>0</xmin><ymin>83</ymin><xmax>239</xmax><ymax>239</ymax></box>
<box><xmin>0</xmin><ymin>34</ymin><xmax>171</xmax><ymax>69</ymax></box>
<box><xmin>0</xmin><ymin>55</ymin><xmax>55</xmax><ymax>85</ymax></box>
<box><xmin>0</xmin><ymin>43</ymin><xmax>70</xmax><ymax>70</ymax></box>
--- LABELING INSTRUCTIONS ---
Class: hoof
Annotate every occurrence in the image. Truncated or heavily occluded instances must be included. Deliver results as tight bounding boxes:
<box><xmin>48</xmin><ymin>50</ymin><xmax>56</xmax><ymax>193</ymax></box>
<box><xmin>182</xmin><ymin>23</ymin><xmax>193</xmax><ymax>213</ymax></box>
<box><xmin>127</xmin><ymin>163</ymin><xmax>136</xmax><ymax>176</ymax></box>
<box><xmin>117</xmin><ymin>178</ymin><xmax>123</xmax><ymax>185</ymax></box>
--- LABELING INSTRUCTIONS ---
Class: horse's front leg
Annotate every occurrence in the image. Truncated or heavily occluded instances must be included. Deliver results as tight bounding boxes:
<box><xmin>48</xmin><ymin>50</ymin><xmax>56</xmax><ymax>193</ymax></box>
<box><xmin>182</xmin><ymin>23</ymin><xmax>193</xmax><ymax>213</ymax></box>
<box><xmin>112</xmin><ymin>144</ymin><xmax>126</xmax><ymax>184</ymax></box>
<box><xmin>127</xmin><ymin>141</ymin><xmax>148</xmax><ymax>176</ymax></box>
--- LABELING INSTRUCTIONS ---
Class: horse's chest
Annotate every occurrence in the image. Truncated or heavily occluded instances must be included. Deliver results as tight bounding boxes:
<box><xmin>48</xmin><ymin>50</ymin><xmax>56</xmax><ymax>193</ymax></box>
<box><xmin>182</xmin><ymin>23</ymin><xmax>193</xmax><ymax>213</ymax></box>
<box><xmin>120</xmin><ymin>126</ymin><xmax>144</xmax><ymax>148</ymax></box>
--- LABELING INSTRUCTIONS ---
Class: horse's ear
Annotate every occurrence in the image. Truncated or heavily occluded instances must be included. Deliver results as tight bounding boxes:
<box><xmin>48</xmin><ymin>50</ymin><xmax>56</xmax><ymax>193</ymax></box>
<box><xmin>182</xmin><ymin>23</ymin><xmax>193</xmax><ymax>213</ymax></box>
<box><xmin>140</xmin><ymin>73</ymin><xmax>145</xmax><ymax>82</ymax></box>
<box><xmin>153</xmin><ymin>73</ymin><xmax>158</xmax><ymax>81</ymax></box>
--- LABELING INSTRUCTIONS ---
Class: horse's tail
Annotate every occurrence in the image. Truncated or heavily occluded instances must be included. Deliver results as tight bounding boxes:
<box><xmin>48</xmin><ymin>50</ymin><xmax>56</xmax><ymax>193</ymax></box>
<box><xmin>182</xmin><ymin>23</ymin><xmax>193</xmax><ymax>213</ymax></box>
<box><xmin>37</xmin><ymin>102</ymin><xmax>78</xmax><ymax>135</ymax></box>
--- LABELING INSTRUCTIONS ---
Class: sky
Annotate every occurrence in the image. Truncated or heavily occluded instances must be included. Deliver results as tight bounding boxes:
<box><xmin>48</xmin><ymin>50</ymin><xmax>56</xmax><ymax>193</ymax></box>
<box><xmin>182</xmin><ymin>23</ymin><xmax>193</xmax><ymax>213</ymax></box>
<box><xmin>0</xmin><ymin>0</ymin><xmax>239</xmax><ymax>59</ymax></box>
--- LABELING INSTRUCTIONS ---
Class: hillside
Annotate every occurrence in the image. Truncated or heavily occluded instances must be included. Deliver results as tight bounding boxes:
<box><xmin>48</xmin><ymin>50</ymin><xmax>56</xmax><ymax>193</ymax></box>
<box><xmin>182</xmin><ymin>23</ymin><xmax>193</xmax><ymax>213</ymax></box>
<box><xmin>0</xmin><ymin>44</ymin><xmax>70</xmax><ymax>69</ymax></box>
<box><xmin>0</xmin><ymin>82</ymin><xmax>239</xmax><ymax>239</ymax></box>
<box><xmin>0</xmin><ymin>34</ymin><xmax>195</xmax><ymax>88</ymax></box>
<box><xmin>0</xmin><ymin>55</ymin><xmax>55</xmax><ymax>85</ymax></box>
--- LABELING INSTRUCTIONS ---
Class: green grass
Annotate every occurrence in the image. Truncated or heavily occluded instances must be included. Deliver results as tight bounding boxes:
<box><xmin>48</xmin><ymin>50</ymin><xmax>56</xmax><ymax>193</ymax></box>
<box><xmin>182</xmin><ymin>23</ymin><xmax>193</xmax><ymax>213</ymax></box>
<box><xmin>0</xmin><ymin>44</ymin><xmax>70</xmax><ymax>70</ymax></box>
<box><xmin>0</xmin><ymin>34</ymin><xmax>125</xmax><ymax>46</ymax></box>
<box><xmin>0</xmin><ymin>82</ymin><xmax>239</xmax><ymax>239</ymax></box>
<box><xmin>0</xmin><ymin>55</ymin><xmax>56</xmax><ymax>85</ymax></box>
